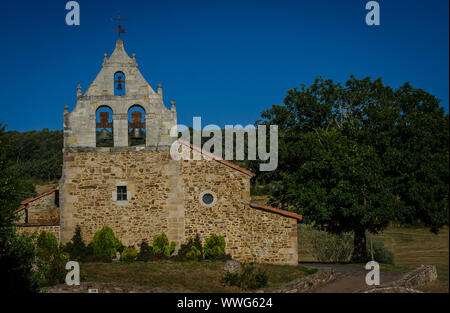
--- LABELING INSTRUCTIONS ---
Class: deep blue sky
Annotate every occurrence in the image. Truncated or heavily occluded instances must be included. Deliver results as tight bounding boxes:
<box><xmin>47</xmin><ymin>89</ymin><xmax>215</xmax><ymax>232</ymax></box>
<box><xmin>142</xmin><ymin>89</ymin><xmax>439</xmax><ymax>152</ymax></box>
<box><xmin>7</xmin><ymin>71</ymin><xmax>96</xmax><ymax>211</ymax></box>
<box><xmin>2</xmin><ymin>0</ymin><xmax>448</xmax><ymax>131</ymax></box>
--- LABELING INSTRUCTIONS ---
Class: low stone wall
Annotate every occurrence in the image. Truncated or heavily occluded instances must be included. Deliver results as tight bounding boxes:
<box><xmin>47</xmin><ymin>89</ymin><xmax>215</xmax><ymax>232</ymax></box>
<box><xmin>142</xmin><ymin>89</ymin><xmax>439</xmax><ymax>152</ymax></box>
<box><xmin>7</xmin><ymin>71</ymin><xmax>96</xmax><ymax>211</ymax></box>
<box><xmin>260</xmin><ymin>269</ymin><xmax>338</xmax><ymax>293</ymax></box>
<box><xmin>358</xmin><ymin>265</ymin><xmax>437</xmax><ymax>293</ymax></box>
<box><xmin>17</xmin><ymin>224</ymin><xmax>60</xmax><ymax>240</ymax></box>
<box><xmin>40</xmin><ymin>282</ymin><xmax>182</xmax><ymax>293</ymax></box>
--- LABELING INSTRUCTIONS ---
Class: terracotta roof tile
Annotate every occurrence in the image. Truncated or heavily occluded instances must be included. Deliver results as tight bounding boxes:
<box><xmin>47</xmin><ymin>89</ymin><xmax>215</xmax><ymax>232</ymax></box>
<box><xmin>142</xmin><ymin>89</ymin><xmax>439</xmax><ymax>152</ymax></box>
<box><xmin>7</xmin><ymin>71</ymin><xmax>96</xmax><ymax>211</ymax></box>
<box><xmin>20</xmin><ymin>187</ymin><xmax>57</xmax><ymax>206</ymax></box>
<box><xmin>250</xmin><ymin>203</ymin><xmax>303</xmax><ymax>221</ymax></box>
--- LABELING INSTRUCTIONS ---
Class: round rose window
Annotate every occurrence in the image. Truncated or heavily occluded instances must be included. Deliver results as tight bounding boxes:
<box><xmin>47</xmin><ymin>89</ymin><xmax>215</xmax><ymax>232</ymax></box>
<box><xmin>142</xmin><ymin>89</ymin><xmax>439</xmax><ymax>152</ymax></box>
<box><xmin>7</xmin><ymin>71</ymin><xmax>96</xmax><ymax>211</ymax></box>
<box><xmin>202</xmin><ymin>193</ymin><xmax>214</xmax><ymax>205</ymax></box>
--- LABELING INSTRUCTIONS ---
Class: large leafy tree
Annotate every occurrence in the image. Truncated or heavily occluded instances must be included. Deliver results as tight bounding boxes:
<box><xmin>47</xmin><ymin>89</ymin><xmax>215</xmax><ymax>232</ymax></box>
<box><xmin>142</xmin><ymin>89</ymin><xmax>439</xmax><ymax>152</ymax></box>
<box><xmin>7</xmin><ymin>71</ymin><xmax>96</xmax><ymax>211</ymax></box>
<box><xmin>258</xmin><ymin>76</ymin><xmax>449</xmax><ymax>262</ymax></box>
<box><xmin>0</xmin><ymin>123</ymin><xmax>39</xmax><ymax>293</ymax></box>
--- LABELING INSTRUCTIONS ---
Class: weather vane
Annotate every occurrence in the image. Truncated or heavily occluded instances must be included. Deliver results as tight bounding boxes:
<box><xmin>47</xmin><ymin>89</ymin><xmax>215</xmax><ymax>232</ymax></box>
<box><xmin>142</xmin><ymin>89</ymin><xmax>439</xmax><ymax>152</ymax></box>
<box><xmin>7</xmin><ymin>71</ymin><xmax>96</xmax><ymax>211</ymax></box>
<box><xmin>111</xmin><ymin>12</ymin><xmax>127</xmax><ymax>38</ymax></box>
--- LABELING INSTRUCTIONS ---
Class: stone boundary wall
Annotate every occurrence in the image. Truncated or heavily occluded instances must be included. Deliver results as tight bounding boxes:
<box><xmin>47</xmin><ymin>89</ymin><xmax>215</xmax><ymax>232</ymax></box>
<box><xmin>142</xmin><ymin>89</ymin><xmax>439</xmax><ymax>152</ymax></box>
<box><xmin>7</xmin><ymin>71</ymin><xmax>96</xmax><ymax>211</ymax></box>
<box><xmin>41</xmin><ymin>282</ymin><xmax>182</xmax><ymax>293</ymax></box>
<box><xmin>17</xmin><ymin>224</ymin><xmax>60</xmax><ymax>240</ymax></box>
<box><xmin>357</xmin><ymin>265</ymin><xmax>437</xmax><ymax>293</ymax></box>
<box><xmin>259</xmin><ymin>269</ymin><xmax>338</xmax><ymax>293</ymax></box>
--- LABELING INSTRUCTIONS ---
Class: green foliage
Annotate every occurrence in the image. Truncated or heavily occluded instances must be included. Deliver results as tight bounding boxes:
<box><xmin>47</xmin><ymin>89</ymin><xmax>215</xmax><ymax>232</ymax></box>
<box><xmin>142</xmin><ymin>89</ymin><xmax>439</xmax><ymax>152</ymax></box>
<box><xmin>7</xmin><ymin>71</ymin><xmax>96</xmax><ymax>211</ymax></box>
<box><xmin>367</xmin><ymin>239</ymin><xmax>395</xmax><ymax>265</ymax></box>
<box><xmin>63</xmin><ymin>225</ymin><xmax>88</xmax><ymax>261</ymax></box>
<box><xmin>221</xmin><ymin>263</ymin><xmax>268</xmax><ymax>290</ymax></box>
<box><xmin>39</xmin><ymin>251</ymin><xmax>69</xmax><ymax>286</ymax></box>
<box><xmin>250</xmin><ymin>182</ymin><xmax>274</xmax><ymax>196</ymax></box>
<box><xmin>1</xmin><ymin>230</ymin><xmax>40</xmax><ymax>293</ymax></box>
<box><xmin>177</xmin><ymin>234</ymin><xmax>204</xmax><ymax>261</ymax></box>
<box><xmin>204</xmin><ymin>234</ymin><xmax>226</xmax><ymax>260</ymax></box>
<box><xmin>121</xmin><ymin>246</ymin><xmax>138</xmax><ymax>262</ymax></box>
<box><xmin>0</xmin><ymin>123</ymin><xmax>36</xmax><ymax>227</ymax></box>
<box><xmin>91</xmin><ymin>226</ymin><xmax>123</xmax><ymax>259</ymax></box>
<box><xmin>152</xmin><ymin>233</ymin><xmax>176</xmax><ymax>258</ymax></box>
<box><xmin>256</xmin><ymin>76</ymin><xmax>449</xmax><ymax>262</ymax></box>
<box><xmin>2</xmin><ymin>128</ymin><xmax>63</xmax><ymax>181</ymax></box>
<box><xmin>137</xmin><ymin>240</ymin><xmax>155</xmax><ymax>262</ymax></box>
<box><xmin>36</xmin><ymin>231</ymin><xmax>58</xmax><ymax>261</ymax></box>
<box><xmin>186</xmin><ymin>246</ymin><xmax>202</xmax><ymax>261</ymax></box>
<box><xmin>1</xmin><ymin>124</ymin><xmax>41</xmax><ymax>293</ymax></box>
<box><xmin>310</xmin><ymin>230</ymin><xmax>354</xmax><ymax>263</ymax></box>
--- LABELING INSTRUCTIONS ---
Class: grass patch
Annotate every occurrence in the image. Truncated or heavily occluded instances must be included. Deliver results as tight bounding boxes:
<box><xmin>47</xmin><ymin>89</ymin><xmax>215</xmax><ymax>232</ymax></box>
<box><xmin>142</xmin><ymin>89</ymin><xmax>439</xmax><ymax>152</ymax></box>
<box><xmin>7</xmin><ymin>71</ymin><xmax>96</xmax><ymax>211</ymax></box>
<box><xmin>372</xmin><ymin>226</ymin><xmax>449</xmax><ymax>282</ymax></box>
<box><xmin>298</xmin><ymin>224</ymin><xmax>448</xmax><ymax>280</ymax></box>
<box><xmin>80</xmin><ymin>261</ymin><xmax>312</xmax><ymax>292</ymax></box>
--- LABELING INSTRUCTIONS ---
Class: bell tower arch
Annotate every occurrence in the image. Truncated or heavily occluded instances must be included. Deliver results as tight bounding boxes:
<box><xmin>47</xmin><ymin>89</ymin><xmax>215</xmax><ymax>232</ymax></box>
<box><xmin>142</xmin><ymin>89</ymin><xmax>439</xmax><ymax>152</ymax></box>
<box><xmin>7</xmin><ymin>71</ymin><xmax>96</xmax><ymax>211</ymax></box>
<box><xmin>63</xmin><ymin>39</ymin><xmax>177</xmax><ymax>149</ymax></box>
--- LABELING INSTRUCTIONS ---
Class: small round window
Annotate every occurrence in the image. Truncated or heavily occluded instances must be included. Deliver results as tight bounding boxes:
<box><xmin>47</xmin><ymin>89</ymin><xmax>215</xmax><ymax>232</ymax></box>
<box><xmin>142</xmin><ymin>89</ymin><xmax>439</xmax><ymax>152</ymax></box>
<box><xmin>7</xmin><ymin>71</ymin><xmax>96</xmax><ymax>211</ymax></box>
<box><xmin>202</xmin><ymin>193</ymin><xmax>214</xmax><ymax>205</ymax></box>
<box><xmin>199</xmin><ymin>190</ymin><xmax>217</xmax><ymax>207</ymax></box>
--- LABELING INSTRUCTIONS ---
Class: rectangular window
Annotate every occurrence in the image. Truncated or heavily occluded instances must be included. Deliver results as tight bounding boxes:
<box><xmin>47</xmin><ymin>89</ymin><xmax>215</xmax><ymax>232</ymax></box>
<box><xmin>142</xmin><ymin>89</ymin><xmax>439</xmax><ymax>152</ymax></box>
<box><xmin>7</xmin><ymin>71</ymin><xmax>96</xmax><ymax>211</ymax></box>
<box><xmin>117</xmin><ymin>186</ymin><xmax>127</xmax><ymax>201</ymax></box>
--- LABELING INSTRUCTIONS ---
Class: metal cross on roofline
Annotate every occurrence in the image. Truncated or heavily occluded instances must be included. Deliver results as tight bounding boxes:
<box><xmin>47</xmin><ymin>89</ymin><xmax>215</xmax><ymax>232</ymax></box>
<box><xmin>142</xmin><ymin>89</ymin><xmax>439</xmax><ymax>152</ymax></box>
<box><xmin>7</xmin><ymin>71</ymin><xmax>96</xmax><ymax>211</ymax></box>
<box><xmin>111</xmin><ymin>12</ymin><xmax>127</xmax><ymax>39</ymax></box>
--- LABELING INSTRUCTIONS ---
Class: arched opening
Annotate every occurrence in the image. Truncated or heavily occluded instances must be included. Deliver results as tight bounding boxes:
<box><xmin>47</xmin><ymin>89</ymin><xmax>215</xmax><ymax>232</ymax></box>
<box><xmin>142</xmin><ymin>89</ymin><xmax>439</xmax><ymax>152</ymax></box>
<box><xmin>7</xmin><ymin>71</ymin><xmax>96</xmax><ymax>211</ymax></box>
<box><xmin>128</xmin><ymin>105</ymin><xmax>146</xmax><ymax>146</ymax></box>
<box><xmin>114</xmin><ymin>71</ymin><xmax>126</xmax><ymax>96</ymax></box>
<box><xmin>96</xmin><ymin>106</ymin><xmax>114</xmax><ymax>147</ymax></box>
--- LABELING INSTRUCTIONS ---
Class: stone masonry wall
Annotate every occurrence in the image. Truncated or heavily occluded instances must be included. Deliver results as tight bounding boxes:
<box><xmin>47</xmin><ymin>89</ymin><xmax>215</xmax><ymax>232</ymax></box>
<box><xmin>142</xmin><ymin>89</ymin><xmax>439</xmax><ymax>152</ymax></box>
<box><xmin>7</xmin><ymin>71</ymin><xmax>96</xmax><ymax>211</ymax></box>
<box><xmin>60</xmin><ymin>149</ymin><xmax>179</xmax><ymax>246</ymax></box>
<box><xmin>18</xmin><ymin>225</ymin><xmax>60</xmax><ymax>240</ymax></box>
<box><xmin>180</xmin><ymin>158</ymin><xmax>298</xmax><ymax>265</ymax></box>
<box><xmin>26</xmin><ymin>193</ymin><xmax>59</xmax><ymax>223</ymax></box>
<box><xmin>60</xmin><ymin>148</ymin><xmax>299</xmax><ymax>265</ymax></box>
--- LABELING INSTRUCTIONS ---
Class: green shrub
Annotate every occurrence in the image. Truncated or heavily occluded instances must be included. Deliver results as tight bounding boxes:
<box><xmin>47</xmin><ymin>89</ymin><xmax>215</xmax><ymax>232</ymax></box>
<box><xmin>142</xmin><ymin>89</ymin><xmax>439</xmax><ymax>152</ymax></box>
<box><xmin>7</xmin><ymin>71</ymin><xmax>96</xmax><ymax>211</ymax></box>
<box><xmin>36</xmin><ymin>231</ymin><xmax>58</xmax><ymax>261</ymax></box>
<box><xmin>204</xmin><ymin>234</ymin><xmax>226</xmax><ymax>260</ymax></box>
<box><xmin>41</xmin><ymin>252</ymin><xmax>69</xmax><ymax>286</ymax></box>
<box><xmin>91</xmin><ymin>226</ymin><xmax>123</xmax><ymax>259</ymax></box>
<box><xmin>221</xmin><ymin>263</ymin><xmax>268</xmax><ymax>290</ymax></box>
<box><xmin>186</xmin><ymin>246</ymin><xmax>202</xmax><ymax>261</ymax></box>
<box><xmin>177</xmin><ymin>234</ymin><xmax>204</xmax><ymax>261</ymax></box>
<box><xmin>121</xmin><ymin>246</ymin><xmax>138</xmax><ymax>262</ymax></box>
<box><xmin>152</xmin><ymin>233</ymin><xmax>176</xmax><ymax>259</ymax></box>
<box><xmin>366</xmin><ymin>239</ymin><xmax>395</xmax><ymax>265</ymax></box>
<box><xmin>64</xmin><ymin>225</ymin><xmax>88</xmax><ymax>261</ymax></box>
<box><xmin>310</xmin><ymin>230</ymin><xmax>353</xmax><ymax>263</ymax></box>
<box><xmin>35</xmin><ymin>244</ymin><xmax>70</xmax><ymax>287</ymax></box>
<box><xmin>1</xmin><ymin>230</ymin><xmax>40</xmax><ymax>293</ymax></box>
<box><xmin>137</xmin><ymin>240</ymin><xmax>155</xmax><ymax>262</ymax></box>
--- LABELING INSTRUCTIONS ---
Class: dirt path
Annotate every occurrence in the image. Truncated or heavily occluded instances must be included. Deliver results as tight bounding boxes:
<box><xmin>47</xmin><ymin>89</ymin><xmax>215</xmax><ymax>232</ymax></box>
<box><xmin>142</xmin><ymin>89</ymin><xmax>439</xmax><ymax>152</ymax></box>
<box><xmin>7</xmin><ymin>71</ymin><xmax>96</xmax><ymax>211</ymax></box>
<box><xmin>300</xmin><ymin>263</ymin><xmax>404</xmax><ymax>293</ymax></box>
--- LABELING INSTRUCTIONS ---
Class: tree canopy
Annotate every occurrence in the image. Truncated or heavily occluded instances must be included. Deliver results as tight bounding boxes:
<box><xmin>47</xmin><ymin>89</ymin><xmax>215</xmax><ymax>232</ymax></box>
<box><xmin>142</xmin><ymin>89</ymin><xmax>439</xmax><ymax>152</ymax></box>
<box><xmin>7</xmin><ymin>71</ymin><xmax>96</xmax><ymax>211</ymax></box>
<box><xmin>256</xmin><ymin>76</ymin><xmax>449</xmax><ymax>262</ymax></box>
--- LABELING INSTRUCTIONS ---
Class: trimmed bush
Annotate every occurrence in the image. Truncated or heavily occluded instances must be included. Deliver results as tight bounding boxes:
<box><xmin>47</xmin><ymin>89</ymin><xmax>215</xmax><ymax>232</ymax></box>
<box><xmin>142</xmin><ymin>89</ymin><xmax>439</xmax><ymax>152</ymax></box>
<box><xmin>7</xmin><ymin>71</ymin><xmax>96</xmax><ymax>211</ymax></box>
<box><xmin>152</xmin><ymin>233</ymin><xmax>176</xmax><ymax>259</ymax></box>
<box><xmin>221</xmin><ymin>263</ymin><xmax>268</xmax><ymax>290</ymax></box>
<box><xmin>36</xmin><ymin>231</ymin><xmax>58</xmax><ymax>261</ymax></box>
<box><xmin>91</xmin><ymin>226</ymin><xmax>123</xmax><ymax>259</ymax></box>
<box><xmin>177</xmin><ymin>234</ymin><xmax>204</xmax><ymax>261</ymax></box>
<box><xmin>310</xmin><ymin>230</ymin><xmax>353</xmax><ymax>263</ymax></box>
<box><xmin>367</xmin><ymin>239</ymin><xmax>395</xmax><ymax>265</ymax></box>
<box><xmin>186</xmin><ymin>246</ymin><xmax>202</xmax><ymax>261</ymax></box>
<box><xmin>64</xmin><ymin>225</ymin><xmax>88</xmax><ymax>261</ymax></box>
<box><xmin>204</xmin><ymin>234</ymin><xmax>226</xmax><ymax>260</ymax></box>
<box><xmin>137</xmin><ymin>240</ymin><xmax>154</xmax><ymax>262</ymax></box>
<box><xmin>121</xmin><ymin>246</ymin><xmax>138</xmax><ymax>262</ymax></box>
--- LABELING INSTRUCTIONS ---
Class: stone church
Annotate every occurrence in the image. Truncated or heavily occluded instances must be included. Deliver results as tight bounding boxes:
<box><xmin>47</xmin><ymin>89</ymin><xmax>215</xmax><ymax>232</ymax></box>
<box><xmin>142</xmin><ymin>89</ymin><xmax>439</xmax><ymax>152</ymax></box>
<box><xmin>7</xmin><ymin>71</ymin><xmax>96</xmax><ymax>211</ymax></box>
<box><xmin>16</xmin><ymin>39</ymin><xmax>302</xmax><ymax>265</ymax></box>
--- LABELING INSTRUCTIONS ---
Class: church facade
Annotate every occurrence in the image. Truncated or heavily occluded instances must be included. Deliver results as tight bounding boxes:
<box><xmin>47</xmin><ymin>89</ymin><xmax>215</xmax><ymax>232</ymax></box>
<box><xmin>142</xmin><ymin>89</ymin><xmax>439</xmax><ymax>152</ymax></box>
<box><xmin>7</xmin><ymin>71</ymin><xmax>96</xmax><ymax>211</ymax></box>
<box><xmin>16</xmin><ymin>40</ymin><xmax>302</xmax><ymax>265</ymax></box>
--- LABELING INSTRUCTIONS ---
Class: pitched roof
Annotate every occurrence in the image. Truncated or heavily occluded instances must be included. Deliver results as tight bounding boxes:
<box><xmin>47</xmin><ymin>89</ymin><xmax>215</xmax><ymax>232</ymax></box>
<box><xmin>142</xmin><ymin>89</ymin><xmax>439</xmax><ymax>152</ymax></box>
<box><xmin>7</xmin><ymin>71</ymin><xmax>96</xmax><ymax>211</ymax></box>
<box><xmin>14</xmin><ymin>187</ymin><xmax>57</xmax><ymax>214</ymax></box>
<box><xmin>177</xmin><ymin>139</ymin><xmax>255</xmax><ymax>177</ymax></box>
<box><xmin>250</xmin><ymin>203</ymin><xmax>303</xmax><ymax>221</ymax></box>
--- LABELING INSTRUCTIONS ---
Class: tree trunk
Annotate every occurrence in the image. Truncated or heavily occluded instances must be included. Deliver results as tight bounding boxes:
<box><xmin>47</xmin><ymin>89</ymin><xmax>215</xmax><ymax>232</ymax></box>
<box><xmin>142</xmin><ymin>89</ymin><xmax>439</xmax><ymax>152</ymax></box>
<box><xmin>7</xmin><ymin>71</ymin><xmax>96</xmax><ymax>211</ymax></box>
<box><xmin>351</xmin><ymin>227</ymin><xmax>368</xmax><ymax>263</ymax></box>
